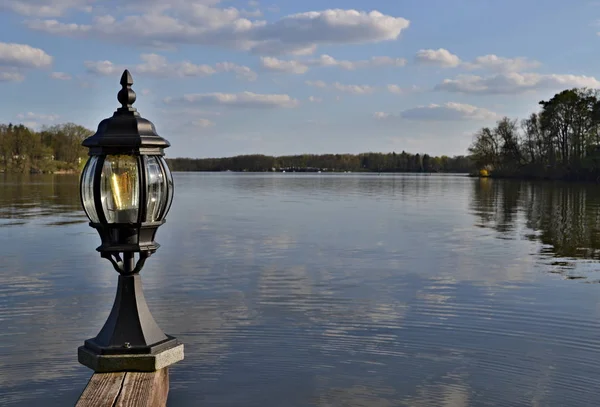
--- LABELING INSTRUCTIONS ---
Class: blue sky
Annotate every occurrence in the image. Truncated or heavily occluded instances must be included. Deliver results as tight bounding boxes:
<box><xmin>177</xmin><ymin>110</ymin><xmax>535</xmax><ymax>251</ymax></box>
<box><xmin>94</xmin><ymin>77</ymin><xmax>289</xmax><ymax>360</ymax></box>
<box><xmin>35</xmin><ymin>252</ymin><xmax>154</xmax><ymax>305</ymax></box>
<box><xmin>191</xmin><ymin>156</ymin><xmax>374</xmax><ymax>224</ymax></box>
<box><xmin>1</xmin><ymin>0</ymin><xmax>599</xmax><ymax>158</ymax></box>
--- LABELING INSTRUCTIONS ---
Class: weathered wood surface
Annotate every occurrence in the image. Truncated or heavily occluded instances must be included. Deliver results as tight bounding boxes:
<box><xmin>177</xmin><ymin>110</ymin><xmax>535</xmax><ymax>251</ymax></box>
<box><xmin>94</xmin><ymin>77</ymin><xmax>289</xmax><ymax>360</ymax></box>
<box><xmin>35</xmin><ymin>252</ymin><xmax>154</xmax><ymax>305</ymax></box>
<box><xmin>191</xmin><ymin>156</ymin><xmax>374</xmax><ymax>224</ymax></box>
<box><xmin>76</xmin><ymin>368</ymin><xmax>169</xmax><ymax>407</ymax></box>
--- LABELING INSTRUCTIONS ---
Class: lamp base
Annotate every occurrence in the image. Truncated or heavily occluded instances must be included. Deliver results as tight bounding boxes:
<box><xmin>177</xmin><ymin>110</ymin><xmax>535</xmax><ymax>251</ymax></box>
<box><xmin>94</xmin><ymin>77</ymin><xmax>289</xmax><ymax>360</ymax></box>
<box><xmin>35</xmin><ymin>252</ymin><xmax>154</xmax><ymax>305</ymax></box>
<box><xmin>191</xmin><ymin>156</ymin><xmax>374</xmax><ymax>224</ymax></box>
<box><xmin>78</xmin><ymin>342</ymin><xmax>184</xmax><ymax>373</ymax></box>
<box><xmin>84</xmin><ymin>335</ymin><xmax>180</xmax><ymax>355</ymax></box>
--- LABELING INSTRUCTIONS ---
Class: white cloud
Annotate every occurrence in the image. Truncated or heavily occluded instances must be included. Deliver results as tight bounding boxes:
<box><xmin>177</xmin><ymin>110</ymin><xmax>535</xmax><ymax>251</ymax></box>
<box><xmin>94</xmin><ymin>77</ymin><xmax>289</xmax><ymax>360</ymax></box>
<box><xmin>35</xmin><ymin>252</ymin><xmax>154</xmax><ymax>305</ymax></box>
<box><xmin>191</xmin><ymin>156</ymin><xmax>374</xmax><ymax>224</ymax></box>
<box><xmin>375</xmin><ymin>103</ymin><xmax>497</xmax><ymax>121</ymax></box>
<box><xmin>387</xmin><ymin>84</ymin><xmax>401</xmax><ymax>94</ymax></box>
<box><xmin>415</xmin><ymin>48</ymin><xmax>460</xmax><ymax>68</ymax></box>
<box><xmin>26</xmin><ymin>8</ymin><xmax>410</xmax><ymax>55</ymax></box>
<box><xmin>370</xmin><ymin>56</ymin><xmax>407</xmax><ymax>67</ymax></box>
<box><xmin>0</xmin><ymin>42</ymin><xmax>52</xmax><ymax>81</ymax></box>
<box><xmin>84</xmin><ymin>60</ymin><xmax>118</xmax><ymax>76</ymax></box>
<box><xmin>260</xmin><ymin>54</ymin><xmax>405</xmax><ymax>74</ymax></box>
<box><xmin>251</xmin><ymin>10</ymin><xmax>410</xmax><ymax>54</ymax></box>
<box><xmin>0</xmin><ymin>42</ymin><xmax>53</xmax><ymax>68</ymax></box>
<box><xmin>306</xmin><ymin>80</ymin><xmax>375</xmax><ymax>94</ymax></box>
<box><xmin>435</xmin><ymin>72</ymin><xmax>600</xmax><ymax>94</ymax></box>
<box><xmin>332</xmin><ymin>82</ymin><xmax>374</xmax><ymax>94</ymax></box>
<box><xmin>84</xmin><ymin>54</ymin><xmax>257</xmax><ymax>80</ymax></box>
<box><xmin>27</xmin><ymin>19</ymin><xmax>91</xmax><ymax>34</ymax></box>
<box><xmin>193</xmin><ymin>118</ymin><xmax>215</xmax><ymax>127</ymax></box>
<box><xmin>2</xmin><ymin>0</ymin><xmax>90</xmax><ymax>17</ymax></box>
<box><xmin>164</xmin><ymin>92</ymin><xmax>300</xmax><ymax>108</ymax></box>
<box><xmin>400</xmin><ymin>103</ymin><xmax>499</xmax><ymax>121</ymax></box>
<box><xmin>305</xmin><ymin>80</ymin><xmax>327</xmax><ymax>88</ymax></box>
<box><xmin>0</xmin><ymin>71</ymin><xmax>25</xmax><ymax>82</ymax></box>
<box><xmin>260</xmin><ymin>57</ymin><xmax>308</xmax><ymax>74</ymax></box>
<box><xmin>308</xmin><ymin>96</ymin><xmax>322</xmax><ymax>103</ymax></box>
<box><xmin>17</xmin><ymin>112</ymin><xmax>59</xmax><ymax>121</ymax></box>
<box><xmin>50</xmin><ymin>71</ymin><xmax>71</xmax><ymax>80</ymax></box>
<box><xmin>415</xmin><ymin>49</ymin><xmax>540</xmax><ymax>73</ymax></box>
<box><xmin>168</xmin><ymin>107</ymin><xmax>223</xmax><ymax>117</ymax></box>
<box><xmin>387</xmin><ymin>84</ymin><xmax>419</xmax><ymax>94</ymax></box>
<box><xmin>214</xmin><ymin>61</ymin><xmax>257</xmax><ymax>80</ymax></box>
<box><xmin>463</xmin><ymin>54</ymin><xmax>541</xmax><ymax>73</ymax></box>
<box><xmin>308</xmin><ymin>54</ymin><xmax>406</xmax><ymax>70</ymax></box>
<box><xmin>373</xmin><ymin>112</ymin><xmax>390</xmax><ymax>119</ymax></box>
<box><xmin>135</xmin><ymin>53</ymin><xmax>216</xmax><ymax>76</ymax></box>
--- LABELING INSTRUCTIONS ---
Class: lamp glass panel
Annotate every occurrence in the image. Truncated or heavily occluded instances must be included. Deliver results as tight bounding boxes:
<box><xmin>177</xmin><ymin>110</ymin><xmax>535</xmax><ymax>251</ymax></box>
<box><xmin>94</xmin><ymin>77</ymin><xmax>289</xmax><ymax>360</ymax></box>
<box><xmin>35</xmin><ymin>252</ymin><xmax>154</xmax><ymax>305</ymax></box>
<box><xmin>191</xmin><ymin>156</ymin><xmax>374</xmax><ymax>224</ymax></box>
<box><xmin>146</xmin><ymin>156</ymin><xmax>167</xmax><ymax>222</ymax></box>
<box><xmin>100</xmin><ymin>155</ymin><xmax>140</xmax><ymax>223</ymax></box>
<box><xmin>81</xmin><ymin>156</ymin><xmax>100</xmax><ymax>223</ymax></box>
<box><xmin>159</xmin><ymin>156</ymin><xmax>174</xmax><ymax>218</ymax></box>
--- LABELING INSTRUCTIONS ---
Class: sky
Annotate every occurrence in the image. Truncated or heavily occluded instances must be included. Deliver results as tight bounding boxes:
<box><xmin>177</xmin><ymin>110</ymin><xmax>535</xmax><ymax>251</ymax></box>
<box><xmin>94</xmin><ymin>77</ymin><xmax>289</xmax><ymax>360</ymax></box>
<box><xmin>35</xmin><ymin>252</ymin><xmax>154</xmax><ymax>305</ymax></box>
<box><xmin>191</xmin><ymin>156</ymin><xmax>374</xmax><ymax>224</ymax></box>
<box><xmin>1</xmin><ymin>0</ymin><xmax>600</xmax><ymax>158</ymax></box>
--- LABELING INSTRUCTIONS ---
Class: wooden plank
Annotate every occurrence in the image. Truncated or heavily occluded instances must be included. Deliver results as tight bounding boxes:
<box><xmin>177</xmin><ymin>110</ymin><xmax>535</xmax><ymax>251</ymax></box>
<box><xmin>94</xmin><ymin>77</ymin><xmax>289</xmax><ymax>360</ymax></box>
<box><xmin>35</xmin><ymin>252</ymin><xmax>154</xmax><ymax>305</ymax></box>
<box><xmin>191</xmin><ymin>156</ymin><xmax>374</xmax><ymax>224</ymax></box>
<box><xmin>75</xmin><ymin>372</ymin><xmax>126</xmax><ymax>407</ymax></box>
<box><xmin>76</xmin><ymin>369</ymin><xmax>169</xmax><ymax>407</ymax></box>
<box><xmin>115</xmin><ymin>369</ymin><xmax>169</xmax><ymax>407</ymax></box>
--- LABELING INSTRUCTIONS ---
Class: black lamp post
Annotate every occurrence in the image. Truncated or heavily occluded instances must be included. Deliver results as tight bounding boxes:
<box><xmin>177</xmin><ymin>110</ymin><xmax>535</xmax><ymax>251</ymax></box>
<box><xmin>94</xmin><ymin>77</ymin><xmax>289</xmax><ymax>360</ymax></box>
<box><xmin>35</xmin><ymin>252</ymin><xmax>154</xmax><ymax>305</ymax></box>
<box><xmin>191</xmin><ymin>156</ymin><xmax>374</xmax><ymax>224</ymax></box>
<box><xmin>78</xmin><ymin>70</ymin><xmax>183</xmax><ymax>373</ymax></box>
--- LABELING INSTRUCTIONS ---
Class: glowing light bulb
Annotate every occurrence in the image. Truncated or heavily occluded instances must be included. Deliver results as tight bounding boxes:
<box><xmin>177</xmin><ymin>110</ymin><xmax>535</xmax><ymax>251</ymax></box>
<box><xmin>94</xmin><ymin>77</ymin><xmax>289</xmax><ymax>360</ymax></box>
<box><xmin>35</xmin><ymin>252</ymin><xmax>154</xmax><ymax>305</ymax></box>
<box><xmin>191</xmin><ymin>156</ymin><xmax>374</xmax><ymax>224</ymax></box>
<box><xmin>110</xmin><ymin>171</ymin><xmax>135</xmax><ymax>210</ymax></box>
<box><xmin>101</xmin><ymin>155</ymin><xmax>139</xmax><ymax>223</ymax></box>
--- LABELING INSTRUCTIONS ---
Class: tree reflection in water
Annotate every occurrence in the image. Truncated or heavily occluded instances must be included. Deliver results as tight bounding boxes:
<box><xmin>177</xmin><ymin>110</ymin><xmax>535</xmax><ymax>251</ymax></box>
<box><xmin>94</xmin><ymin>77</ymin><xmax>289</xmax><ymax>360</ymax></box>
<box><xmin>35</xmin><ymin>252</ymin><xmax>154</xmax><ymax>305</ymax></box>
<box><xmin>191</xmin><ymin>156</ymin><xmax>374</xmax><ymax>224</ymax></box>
<box><xmin>470</xmin><ymin>178</ymin><xmax>600</xmax><ymax>278</ymax></box>
<box><xmin>0</xmin><ymin>174</ymin><xmax>86</xmax><ymax>226</ymax></box>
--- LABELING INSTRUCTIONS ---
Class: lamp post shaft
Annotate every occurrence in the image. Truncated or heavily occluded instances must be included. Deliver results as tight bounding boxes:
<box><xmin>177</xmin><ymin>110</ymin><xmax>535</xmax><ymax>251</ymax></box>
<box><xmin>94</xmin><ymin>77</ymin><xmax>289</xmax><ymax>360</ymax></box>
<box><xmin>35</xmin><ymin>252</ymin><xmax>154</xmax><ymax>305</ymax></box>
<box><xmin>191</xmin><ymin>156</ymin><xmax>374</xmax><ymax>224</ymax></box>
<box><xmin>124</xmin><ymin>252</ymin><xmax>134</xmax><ymax>273</ymax></box>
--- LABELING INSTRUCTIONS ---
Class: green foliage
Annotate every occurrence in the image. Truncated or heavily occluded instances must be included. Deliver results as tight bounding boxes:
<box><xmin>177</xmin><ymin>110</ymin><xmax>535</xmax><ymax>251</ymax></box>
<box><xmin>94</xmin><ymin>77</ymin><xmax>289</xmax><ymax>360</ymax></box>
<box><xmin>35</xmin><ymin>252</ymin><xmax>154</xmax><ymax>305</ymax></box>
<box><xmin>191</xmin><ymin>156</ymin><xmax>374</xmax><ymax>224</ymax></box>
<box><xmin>0</xmin><ymin>123</ymin><xmax>92</xmax><ymax>173</ymax></box>
<box><xmin>0</xmin><ymin>122</ymin><xmax>475</xmax><ymax>175</ymax></box>
<box><xmin>469</xmin><ymin>87</ymin><xmax>600</xmax><ymax>181</ymax></box>
<box><xmin>167</xmin><ymin>152</ymin><xmax>474</xmax><ymax>173</ymax></box>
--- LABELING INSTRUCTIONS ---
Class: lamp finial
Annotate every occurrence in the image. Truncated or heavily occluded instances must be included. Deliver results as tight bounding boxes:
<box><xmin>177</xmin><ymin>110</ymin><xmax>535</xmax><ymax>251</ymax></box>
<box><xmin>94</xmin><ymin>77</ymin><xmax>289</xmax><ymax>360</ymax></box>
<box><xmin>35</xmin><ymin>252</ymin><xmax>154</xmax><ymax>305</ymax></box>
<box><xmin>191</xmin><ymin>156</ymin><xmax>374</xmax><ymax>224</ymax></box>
<box><xmin>117</xmin><ymin>69</ymin><xmax>136</xmax><ymax>109</ymax></box>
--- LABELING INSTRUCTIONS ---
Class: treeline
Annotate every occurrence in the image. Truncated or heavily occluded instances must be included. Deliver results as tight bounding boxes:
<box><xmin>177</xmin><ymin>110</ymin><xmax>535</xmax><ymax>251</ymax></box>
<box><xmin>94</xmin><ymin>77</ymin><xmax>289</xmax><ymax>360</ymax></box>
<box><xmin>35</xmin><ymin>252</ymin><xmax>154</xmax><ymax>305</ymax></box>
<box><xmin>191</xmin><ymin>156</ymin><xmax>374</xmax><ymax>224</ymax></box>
<box><xmin>0</xmin><ymin>123</ymin><xmax>92</xmax><ymax>173</ymax></box>
<box><xmin>167</xmin><ymin>152</ymin><xmax>474</xmax><ymax>173</ymax></box>
<box><xmin>1</xmin><ymin>121</ymin><xmax>474</xmax><ymax>174</ymax></box>
<box><xmin>469</xmin><ymin>88</ymin><xmax>600</xmax><ymax>181</ymax></box>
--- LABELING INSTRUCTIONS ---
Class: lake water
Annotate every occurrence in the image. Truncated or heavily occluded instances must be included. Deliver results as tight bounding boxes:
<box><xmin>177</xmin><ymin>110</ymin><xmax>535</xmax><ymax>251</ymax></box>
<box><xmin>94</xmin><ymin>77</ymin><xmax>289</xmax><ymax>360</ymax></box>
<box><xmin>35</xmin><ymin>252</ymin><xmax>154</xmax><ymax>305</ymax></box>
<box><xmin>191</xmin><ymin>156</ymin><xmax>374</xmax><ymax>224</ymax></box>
<box><xmin>2</xmin><ymin>173</ymin><xmax>600</xmax><ymax>406</ymax></box>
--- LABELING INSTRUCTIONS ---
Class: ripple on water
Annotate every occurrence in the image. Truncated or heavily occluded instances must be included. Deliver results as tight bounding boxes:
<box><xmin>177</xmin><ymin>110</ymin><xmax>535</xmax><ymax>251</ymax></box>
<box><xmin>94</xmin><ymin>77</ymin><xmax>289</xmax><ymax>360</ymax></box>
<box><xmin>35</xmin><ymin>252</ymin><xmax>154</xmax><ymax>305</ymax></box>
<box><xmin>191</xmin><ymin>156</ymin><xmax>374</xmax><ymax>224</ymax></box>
<box><xmin>4</xmin><ymin>174</ymin><xmax>600</xmax><ymax>406</ymax></box>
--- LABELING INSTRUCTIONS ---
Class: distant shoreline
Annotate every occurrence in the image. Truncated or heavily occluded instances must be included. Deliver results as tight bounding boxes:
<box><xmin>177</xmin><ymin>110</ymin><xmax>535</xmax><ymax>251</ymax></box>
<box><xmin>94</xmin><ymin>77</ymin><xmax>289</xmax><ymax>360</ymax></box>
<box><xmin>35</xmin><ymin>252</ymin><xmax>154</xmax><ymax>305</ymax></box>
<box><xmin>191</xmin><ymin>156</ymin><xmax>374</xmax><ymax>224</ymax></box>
<box><xmin>169</xmin><ymin>169</ymin><xmax>468</xmax><ymax>174</ymax></box>
<box><xmin>165</xmin><ymin>153</ymin><xmax>474</xmax><ymax>174</ymax></box>
<box><xmin>1</xmin><ymin>170</ymin><xmax>78</xmax><ymax>175</ymax></box>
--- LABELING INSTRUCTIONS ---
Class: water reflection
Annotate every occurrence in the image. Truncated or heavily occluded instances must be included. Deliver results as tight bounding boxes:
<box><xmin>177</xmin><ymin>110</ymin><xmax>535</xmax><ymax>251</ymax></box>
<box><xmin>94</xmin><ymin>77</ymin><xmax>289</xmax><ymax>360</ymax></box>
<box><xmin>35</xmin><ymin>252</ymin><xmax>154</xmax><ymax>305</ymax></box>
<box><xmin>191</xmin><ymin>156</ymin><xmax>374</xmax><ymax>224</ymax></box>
<box><xmin>0</xmin><ymin>174</ymin><xmax>87</xmax><ymax>227</ymax></box>
<box><xmin>470</xmin><ymin>178</ymin><xmax>600</xmax><ymax>279</ymax></box>
<box><xmin>3</xmin><ymin>174</ymin><xmax>600</xmax><ymax>406</ymax></box>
